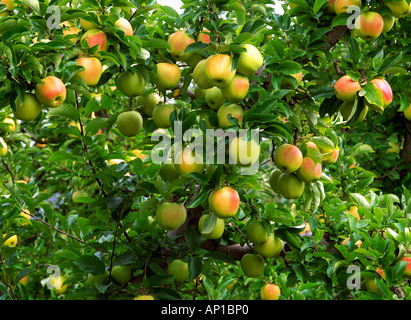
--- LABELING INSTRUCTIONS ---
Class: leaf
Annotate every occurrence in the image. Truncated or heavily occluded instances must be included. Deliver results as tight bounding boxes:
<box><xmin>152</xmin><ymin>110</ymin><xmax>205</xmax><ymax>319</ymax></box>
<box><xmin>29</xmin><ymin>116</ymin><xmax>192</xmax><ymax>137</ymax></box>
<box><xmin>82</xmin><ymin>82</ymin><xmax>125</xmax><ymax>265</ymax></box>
<box><xmin>200</xmin><ymin>213</ymin><xmax>217</xmax><ymax>234</ymax></box>
<box><xmin>74</xmin><ymin>255</ymin><xmax>106</xmax><ymax>275</ymax></box>
<box><xmin>313</xmin><ymin>0</ymin><xmax>330</xmax><ymax>13</ymax></box>
<box><xmin>350</xmin><ymin>193</ymin><xmax>370</xmax><ymax>209</ymax></box>
<box><xmin>47</xmin><ymin>104</ymin><xmax>80</xmax><ymax>122</ymax></box>
<box><xmin>205</xmin><ymin>251</ymin><xmax>237</xmax><ymax>265</ymax></box>
<box><xmin>364</xmin><ymin>82</ymin><xmax>383</xmax><ymax>111</ymax></box>
<box><xmin>184</xmin><ymin>227</ymin><xmax>199</xmax><ymax>251</ymax></box>
<box><xmin>277</xmin><ymin>61</ymin><xmax>303</xmax><ymax>75</ymax></box>
<box><xmin>188</xmin><ymin>256</ymin><xmax>202</xmax><ymax>280</ymax></box>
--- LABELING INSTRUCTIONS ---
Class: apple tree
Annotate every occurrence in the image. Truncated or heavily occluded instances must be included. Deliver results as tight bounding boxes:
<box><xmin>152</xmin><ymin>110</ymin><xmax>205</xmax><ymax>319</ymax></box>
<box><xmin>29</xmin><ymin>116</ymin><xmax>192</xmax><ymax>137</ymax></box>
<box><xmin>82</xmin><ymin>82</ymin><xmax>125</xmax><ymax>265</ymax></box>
<box><xmin>0</xmin><ymin>0</ymin><xmax>411</xmax><ymax>301</ymax></box>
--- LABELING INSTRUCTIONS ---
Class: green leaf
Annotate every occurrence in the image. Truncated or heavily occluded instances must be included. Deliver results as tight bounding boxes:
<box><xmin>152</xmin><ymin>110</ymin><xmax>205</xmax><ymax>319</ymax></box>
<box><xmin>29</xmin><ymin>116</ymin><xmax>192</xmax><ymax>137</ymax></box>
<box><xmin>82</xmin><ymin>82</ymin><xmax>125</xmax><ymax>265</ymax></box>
<box><xmin>47</xmin><ymin>104</ymin><xmax>80</xmax><ymax>122</ymax></box>
<box><xmin>188</xmin><ymin>256</ymin><xmax>202</xmax><ymax>280</ymax></box>
<box><xmin>277</xmin><ymin>61</ymin><xmax>303</xmax><ymax>75</ymax></box>
<box><xmin>74</xmin><ymin>255</ymin><xmax>106</xmax><ymax>275</ymax></box>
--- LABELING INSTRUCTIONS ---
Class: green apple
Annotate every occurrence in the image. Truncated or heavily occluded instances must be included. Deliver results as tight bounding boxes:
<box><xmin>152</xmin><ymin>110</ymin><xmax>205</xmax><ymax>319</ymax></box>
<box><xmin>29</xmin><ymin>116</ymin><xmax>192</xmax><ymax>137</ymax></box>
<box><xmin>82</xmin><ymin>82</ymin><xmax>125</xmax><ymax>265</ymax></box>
<box><xmin>247</xmin><ymin>221</ymin><xmax>269</xmax><ymax>244</ymax></box>
<box><xmin>152</xmin><ymin>104</ymin><xmax>176</xmax><ymax>128</ymax></box>
<box><xmin>228</xmin><ymin>136</ymin><xmax>260</xmax><ymax>166</ymax></box>
<box><xmin>240</xmin><ymin>253</ymin><xmax>265</xmax><ymax>277</ymax></box>
<box><xmin>15</xmin><ymin>93</ymin><xmax>42</xmax><ymax>121</ymax></box>
<box><xmin>88</xmin><ymin>272</ymin><xmax>108</xmax><ymax>289</ymax></box>
<box><xmin>111</xmin><ymin>265</ymin><xmax>133</xmax><ymax>285</ymax></box>
<box><xmin>155</xmin><ymin>202</ymin><xmax>185</xmax><ymax>231</ymax></box>
<box><xmin>173</xmin><ymin>149</ymin><xmax>205</xmax><ymax>176</ymax></box>
<box><xmin>216</xmin><ymin>103</ymin><xmax>244</xmax><ymax>128</ymax></box>
<box><xmin>384</xmin><ymin>0</ymin><xmax>410</xmax><ymax>18</ymax></box>
<box><xmin>192</xmin><ymin>59</ymin><xmax>214</xmax><ymax>89</ymax></box>
<box><xmin>168</xmin><ymin>259</ymin><xmax>189</xmax><ymax>282</ymax></box>
<box><xmin>204</xmin><ymin>54</ymin><xmax>236</xmax><ymax>88</ymax></box>
<box><xmin>159</xmin><ymin>163</ymin><xmax>180</xmax><ymax>181</ymax></box>
<box><xmin>382</xmin><ymin>15</ymin><xmax>396</xmax><ymax>33</ymax></box>
<box><xmin>268</xmin><ymin>168</ymin><xmax>282</xmax><ymax>193</ymax></box>
<box><xmin>220</xmin><ymin>74</ymin><xmax>249</xmax><ymax>101</ymax></box>
<box><xmin>278</xmin><ymin>173</ymin><xmax>305</xmax><ymax>199</ymax></box>
<box><xmin>72</xmin><ymin>190</ymin><xmax>89</xmax><ymax>203</ymax></box>
<box><xmin>254</xmin><ymin>233</ymin><xmax>283</xmax><ymax>258</ymax></box>
<box><xmin>205</xmin><ymin>87</ymin><xmax>226</xmax><ymax>110</ymax></box>
<box><xmin>0</xmin><ymin>137</ymin><xmax>7</xmax><ymax>156</ymax></box>
<box><xmin>236</xmin><ymin>44</ymin><xmax>264</xmax><ymax>76</ymax></box>
<box><xmin>198</xmin><ymin>214</ymin><xmax>225</xmax><ymax>239</ymax></box>
<box><xmin>116</xmin><ymin>70</ymin><xmax>145</xmax><ymax>98</ymax></box>
<box><xmin>116</xmin><ymin>110</ymin><xmax>144</xmax><ymax>137</ymax></box>
<box><xmin>137</xmin><ymin>92</ymin><xmax>161</xmax><ymax>116</ymax></box>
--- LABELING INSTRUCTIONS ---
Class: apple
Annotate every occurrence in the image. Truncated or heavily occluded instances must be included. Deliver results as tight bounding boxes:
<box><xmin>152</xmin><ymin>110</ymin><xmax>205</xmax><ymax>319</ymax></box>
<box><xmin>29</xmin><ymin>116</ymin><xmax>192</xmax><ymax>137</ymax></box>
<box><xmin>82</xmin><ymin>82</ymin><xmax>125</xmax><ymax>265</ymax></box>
<box><xmin>152</xmin><ymin>104</ymin><xmax>175</xmax><ymax>128</ymax></box>
<box><xmin>260</xmin><ymin>283</ymin><xmax>281</xmax><ymax>300</ymax></box>
<box><xmin>168</xmin><ymin>259</ymin><xmax>189</xmax><ymax>282</ymax></box>
<box><xmin>382</xmin><ymin>15</ymin><xmax>396</xmax><ymax>33</ymax></box>
<box><xmin>208</xmin><ymin>186</ymin><xmax>240</xmax><ymax>219</ymax></box>
<box><xmin>61</xmin><ymin>22</ymin><xmax>80</xmax><ymax>43</ymax></box>
<box><xmin>216</xmin><ymin>103</ymin><xmax>244</xmax><ymax>128</ymax></box>
<box><xmin>366</xmin><ymin>78</ymin><xmax>393</xmax><ymax>111</ymax></box>
<box><xmin>76</xmin><ymin>57</ymin><xmax>103</xmax><ymax>87</ymax></box>
<box><xmin>116</xmin><ymin>70</ymin><xmax>145</xmax><ymax>98</ymax></box>
<box><xmin>280</xmin><ymin>71</ymin><xmax>303</xmax><ymax>89</ymax></box>
<box><xmin>240</xmin><ymin>253</ymin><xmax>265</xmax><ymax>277</ymax></box>
<box><xmin>403</xmin><ymin>103</ymin><xmax>411</xmax><ymax>121</ymax></box>
<box><xmin>88</xmin><ymin>272</ymin><xmax>108</xmax><ymax>289</ymax></box>
<box><xmin>35</xmin><ymin>76</ymin><xmax>67</xmax><ymax>108</ymax></box>
<box><xmin>254</xmin><ymin>233</ymin><xmax>283</xmax><ymax>258</ymax></box>
<box><xmin>15</xmin><ymin>93</ymin><xmax>42</xmax><ymax>121</ymax></box>
<box><xmin>115</xmin><ymin>17</ymin><xmax>133</xmax><ymax>36</ymax></box>
<box><xmin>159</xmin><ymin>163</ymin><xmax>180</xmax><ymax>181</ymax></box>
<box><xmin>2</xmin><ymin>234</ymin><xmax>17</xmax><ymax>247</ymax></box>
<box><xmin>116</xmin><ymin>111</ymin><xmax>143</xmax><ymax>137</ymax></box>
<box><xmin>185</xmin><ymin>53</ymin><xmax>204</xmax><ymax>69</ymax></box>
<box><xmin>387</xmin><ymin>141</ymin><xmax>400</xmax><ymax>154</ymax></box>
<box><xmin>154</xmin><ymin>62</ymin><xmax>181</xmax><ymax>91</ymax></box>
<box><xmin>228</xmin><ymin>136</ymin><xmax>260</xmax><ymax>166</ymax></box>
<box><xmin>247</xmin><ymin>221</ymin><xmax>268</xmax><ymax>244</ymax></box>
<box><xmin>192</xmin><ymin>59</ymin><xmax>214</xmax><ymax>89</ymax></box>
<box><xmin>80</xmin><ymin>14</ymin><xmax>100</xmax><ymax>31</ymax></box>
<box><xmin>1</xmin><ymin>117</ymin><xmax>16</xmax><ymax>132</ymax></box>
<box><xmin>204</xmin><ymin>54</ymin><xmax>236</xmax><ymax>88</ymax></box>
<box><xmin>134</xmin><ymin>295</ymin><xmax>155</xmax><ymax>300</ymax></box>
<box><xmin>278</xmin><ymin>173</ymin><xmax>305</xmax><ymax>199</ymax></box>
<box><xmin>401</xmin><ymin>256</ymin><xmax>411</xmax><ymax>278</ymax></box>
<box><xmin>198</xmin><ymin>214</ymin><xmax>225</xmax><ymax>239</ymax></box>
<box><xmin>364</xmin><ymin>269</ymin><xmax>384</xmax><ymax>294</ymax></box>
<box><xmin>81</xmin><ymin>29</ymin><xmax>108</xmax><ymax>52</ymax></box>
<box><xmin>194</xmin><ymin>86</ymin><xmax>207</xmax><ymax>99</ymax></box>
<box><xmin>51</xmin><ymin>275</ymin><xmax>68</xmax><ymax>294</ymax></box>
<box><xmin>354</xmin><ymin>11</ymin><xmax>384</xmax><ymax>41</ymax></box>
<box><xmin>334</xmin><ymin>75</ymin><xmax>361</xmax><ymax>101</ymax></box>
<box><xmin>197</xmin><ymin>29</ymin><xmax>211</xmax><ymax>43</ymax></box>
<box><xmin>268</xmin><ymin>168</ymin><xmax>283</xmax><ymax>193</ymax></box>
<box><xmin>1</xmin><ymin>0</ymin><xmax>15</xmax><ymax>11</ymax></box>
<box><xmin>155</xmin><ymin>202</ymin><xmax>185</xmax><ymax>231</ymax></box>
<box><xmin>168</xmin><ymin>31</ymin><xmax>195</xmax><ymax>61</ymax></box>
<box><xmin>205</xmin><ymin>87</ymin><xmax>226</xmax><ymax>110</ymax></box>
<box><xmin>322</xmin><ymin>148</ymin><xmax>339</xmax><ymax>164</ymax></box>
<box><xmin>346</xmin><ymin>205</ymin><xmax>360</xmax><ymax>221</ymax></box>
<box><xmin>220</xmin><ymin>74</ymin><xmax>250</xmax><ymax>101</ymax></box>
<box><xmin>325</xmin><ymin>0</ymin><xmax>336</xmax><ymax>13</ymax></box>
<box><xmin>236</xmin><ymin>44</ymin><xmax>264</xmax><ymax>76</ymax></box>
<box><xmin>173</xmin><ymin>149</ymin><xmax>205</xmax><ymax>176</ymax></box>
<box><xmin>274</xmin><ymin>144</ymin><xmax>303</xmax><ymax>173</ymax></box>
<box><xmin>339</xmin><ymin>100</ymin><xmax>368</xmax><ymax>121</ymax></box>
<box><xmin>296</xmin><ymin>156</ymin><xmax>322</xmax><ymax>183</ymax></box>
<box><xmin>72</xmin><ymin>190</ymin><xmax>88</xmax><ymax>202</ymax></box>
<box><xmin>111</xmin><ymin>265</ymin><xmax>133</xmax><ymax>285</ymax></box>
<box><xmin>137</xmin><ymin>92</ymin><xmax>161</xmax><ymax>116</ymax></box>
<box><xmin>334</xmin><ymin>0</ymin><xmax>362</xmax><ymax>15</ymax></box>
<box><xmin>0</xmin><ymin>137</ymin><xmax>7</xmax><ymax>157</ymax></box>
<box><xmin>384</xmin><ymin>0</ymin><xmax>410</xmax><ymax>18</ymax></box>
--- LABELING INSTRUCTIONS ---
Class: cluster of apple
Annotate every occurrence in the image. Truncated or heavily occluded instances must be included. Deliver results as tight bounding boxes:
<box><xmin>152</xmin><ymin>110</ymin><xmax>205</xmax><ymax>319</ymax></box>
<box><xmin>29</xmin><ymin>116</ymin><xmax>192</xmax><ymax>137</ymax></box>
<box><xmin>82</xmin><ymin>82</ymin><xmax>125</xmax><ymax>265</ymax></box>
<box><xmin>321</xmin><ymin>0</ymin><xmax>411</xmax><ymax>41</ymax></box>
<box><xmin>268</xmin><ymin>141</ymin><xmax>339</xmax><ymax>200</ymax></box>
<box><xmin>334</xmin><ymin>74</ymin><xmax>393</xmax><ymax>120</ymax></box>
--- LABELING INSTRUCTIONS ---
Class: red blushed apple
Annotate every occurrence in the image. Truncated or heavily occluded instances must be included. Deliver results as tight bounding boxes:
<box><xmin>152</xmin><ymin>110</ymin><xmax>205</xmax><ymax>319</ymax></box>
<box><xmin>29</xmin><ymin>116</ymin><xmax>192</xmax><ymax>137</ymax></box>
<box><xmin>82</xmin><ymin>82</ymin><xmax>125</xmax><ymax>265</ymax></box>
<box><xmin>369</xmin><ymin>78</ymin><xmax>393</xmax><ymax>108</ymax></box>
<box><xmin>334</xmin><ymin>75</ymin><xmax>361</xmax><ymax>101</ymax></box>
<box><xmin>35</xmin><ymin>76</ymin><xmax>67</xmax><ymax>108</ymax></box>
<box><xmin>208</xmin><ymin>187</ymin><xmax>240</xmax><ymax>219</ymax></box>
<box><xmin>402</xmin><ymin>257</ymin><xmax>411</xmax><ymax>278</ymax></box>
<box><xmin>354</xmin><ymin>11</ymin><xmax>384</xmax><ymax>41</ymax></box>
<box><xmin>168</xmin><ymin>30</ymin><xmax>195</xmax><ymax>61</ymax></box>
<box><xmin>115</xmin><ymin>18</ymin><xmax>133</xmax><ymax>36</ymax></box>
<box><xmin>81</xmin><ymin>29</ymin><xmax>108</xmax><ymax>52</ymax></box>
<box><xmin>197</xmin><ymin>29</ymin><xmax>211</xmax><ymax>43</ymax></box>
<box><xmin>76</xmin><ymin>57</ymin><xmax>103</xmax><ymax>87</ymax></box>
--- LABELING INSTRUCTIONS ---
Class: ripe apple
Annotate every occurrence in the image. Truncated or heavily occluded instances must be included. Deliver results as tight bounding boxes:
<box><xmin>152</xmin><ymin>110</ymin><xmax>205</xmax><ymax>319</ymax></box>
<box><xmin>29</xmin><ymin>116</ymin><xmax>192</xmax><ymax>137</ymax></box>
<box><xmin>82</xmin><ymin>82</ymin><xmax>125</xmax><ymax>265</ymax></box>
<box><xmin>240</xmin><ymin>253</ymin><xmax>265</xmax><ymax>277</ymax></box>
<box><xmin>278</xmin><ymin>173</ymin><xmax>305</xmax><ymax>199</ymax></box>
<box><xmin>168</xmin><ymin>259</ymin><xmax>189</xmax><ymax>282</ymax></box>
<box><xmin>134</xmin><ymin>295</ymin><xmax>155</xmax><ymax>300</ymax></box>
<box><xmin>154</xmin><ymin>62</ymin><xmax>181</xmax><ymax>91</ymax></box>
<box><xmin>80</xmin><ymin>14</ymin><xmax>100</xmax><ymax>31</ymax></box>
<box><xmin>296</xmin><ymin>156</ymin><xmax>322</xmax><ymax>183</ymax></box>
<box><xmin>137</xmin><ymin>92</ymin><xmax>161</xmax><ymax>116</ymax></box>
<box><xmin>382</xmin><ymin>15</ymin><xmax>396</xmax><ymax>33</ymax></box>
<box><xmin>0</xmin><ymin>137</ymin><xmax>7</xmax><ymax>156</ymax></box>
<box><xmin>322</xmin><ymin>148</ymin><xmax>339</xmax><ymax>164</ymax></box>
<box><xmin>280</xmin><ymin>71</ymin><xmax>303</xmax><ymax>89</ymax></box>
<box><xmin>334</xmin><ymin>0</ymin><xmax>362</xmax><ymax>15</ymax></box>
<box><xmin>254</xmin><ymin>233</ymin><xmax>283</xmax><ymax>258</ymax></box>
<box><xmin>247</xmin><ymin>221</ymin><xmax>268</xmax><ymax>244</ymax></box>
<box><xmin>168</xmin><ymin>31</ymin><xmax>195</xmax><ymax>61</ymax></box>
<box><xmin>152</xmin><ymin>104</ymin><xmax>175</xmax><ymax>128</ymax></box>
<box><xmin>156</xmin><ymin>202</ymin><xmax>185</xmax><ymax>231</ymax></box>
<box><xmin>111</xmin><ymin>265</ymin><xmax>133</xmax><ymax>285</ymax></box>
<box><xmin>115</xmin><ymin>17</ymin><xmax>133</xmax><ymax>36</ymax></box>
<box><xmin>204</xmin><ymin>54</ymin><xmax>236</xmax><ymax>88</ymax></box>
<box><xmin>159</xmin><ymin>163</ymin><xmax>180</xmax><ymax>181</ymax></box>
<box><xmin>354</xmin><ymin>11</ymin><xmax>384</xmax><ymax>41</ymax></box>
<box><xmin>260</xmin><ymin>283</ymin><xmax>281</xmax><ymax>300</ymax></box>
<box><xmin>274</xmin><ymin>144</ymin><xmax>303</xmax><ymax>173</ymax></box>
<box><xmin>116</xmin><ymin>111</ymin><xmax>143</xmax><ymax>137</ymax></box>
<box><xmin>401</xmin><ymin>256</ymin><xmax>411</xmax><ymax>278</ymax></box>
<box><xmin>1</xmin><ymin>117</ymin><xmax>16</xmax><ymax>132</ymax></box>
<box><xmin>384</xmin><ymin>0</ymin><xmax>410</xmax><ymax>18</ymax></box>
<box><xmin>72</xmin><ymin>190</ymin><xmax>88</xmax><ymax>202</ymax></box>
<box><xmin>192</xmin><ymin>59</ymin><xmax>213</xmax><ymax>89</ymax></box>
<box><xmin>198</xmin><ymin>214</ymin><xmax>225</xmax><ymax>239</ymax></box>
<box><xmin>236</xmin><ymin>44</ymin><xmax>264</xmax><ymax>76</ymax></box>
<box><xmin>173</xmin><ymin>149</ymin><xmax>205</xmax><ymax>176</ymax></box>
<box><xmin>116</xmin><ymin>70</ymin><xmax>145</xmax><ymax>98</ymax></box>
<box><xmin>35</xmin><ymin>76</ymin><xmax>67</xmax><ymax>108</ymax></box>
<box><xmin>205</xmin><ymin>87</ymin><xmax>226</xmax><ymax>110</ymax></box>
<box><xmin>51</xmin><ymin>275</ymin><xmax>68</xmax><ymax>294</ymax></box>
<box><xmin>15</xmin><ymin>93</ymin><xmax>42</xmax><ymax>121</ymax></box>
<box><xmin>366</xmin><ymin>78</ymin><xmax>393</xmax><ymax>111</ymax></box>
<box><xmin>220</xmin><ymin>74</ymin><xmax>250</xmax><ymax>101</ymax></box>
<box><xmin>403</xmin><ymin>103</ymin><xmax>411</xmax><ymax>121</ymax></box>
<box><xmin>76</xmin><ymin>57</ymin><xmax>102</xmax><ymax>87</ymax></box>
<box><xmin>216</xmin><ymin>103</ymin><xmax>244</xmax><ymax>128</ymax></box>
<box><xmin>269</xmin><ymin>168</ymin><xmax>283</xmax><ymax>193</ymax></box>
<box><xmin>2</xmin><ymin>234</ymin><xmax>17</xmax><ymax>247</ymax></box>
<box><xmin>81</xmin><ymin>29</ymin><xmax>108</xmax><ymax>52</ymax></box>
<box><xmin>208</xmin><ymin>186</ymin><xmax>240</xmax><ymax>219</ymax></box>
<box><xmin>334</xmin><ymin>75</ymin><xmax>361</xmax><ymax>101</ymax></box>
<box><xmin>364</xmin><ymin>269</ymin><xmax>384</xmax><ymax>294</ymax></box>
<box><xmin>228</xmin><ymin>136</ymin><xmax>260</xmax><ymax>166</ymax></box>
<box><xmin>197</xmin><ymin>29</ymin><xmax>211</xmax><ymax>43</ymax></box>
<box><xmin>1</xmin><ymin>0</ymin><xmax>15</xmax><ymax>11</ymax></box>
